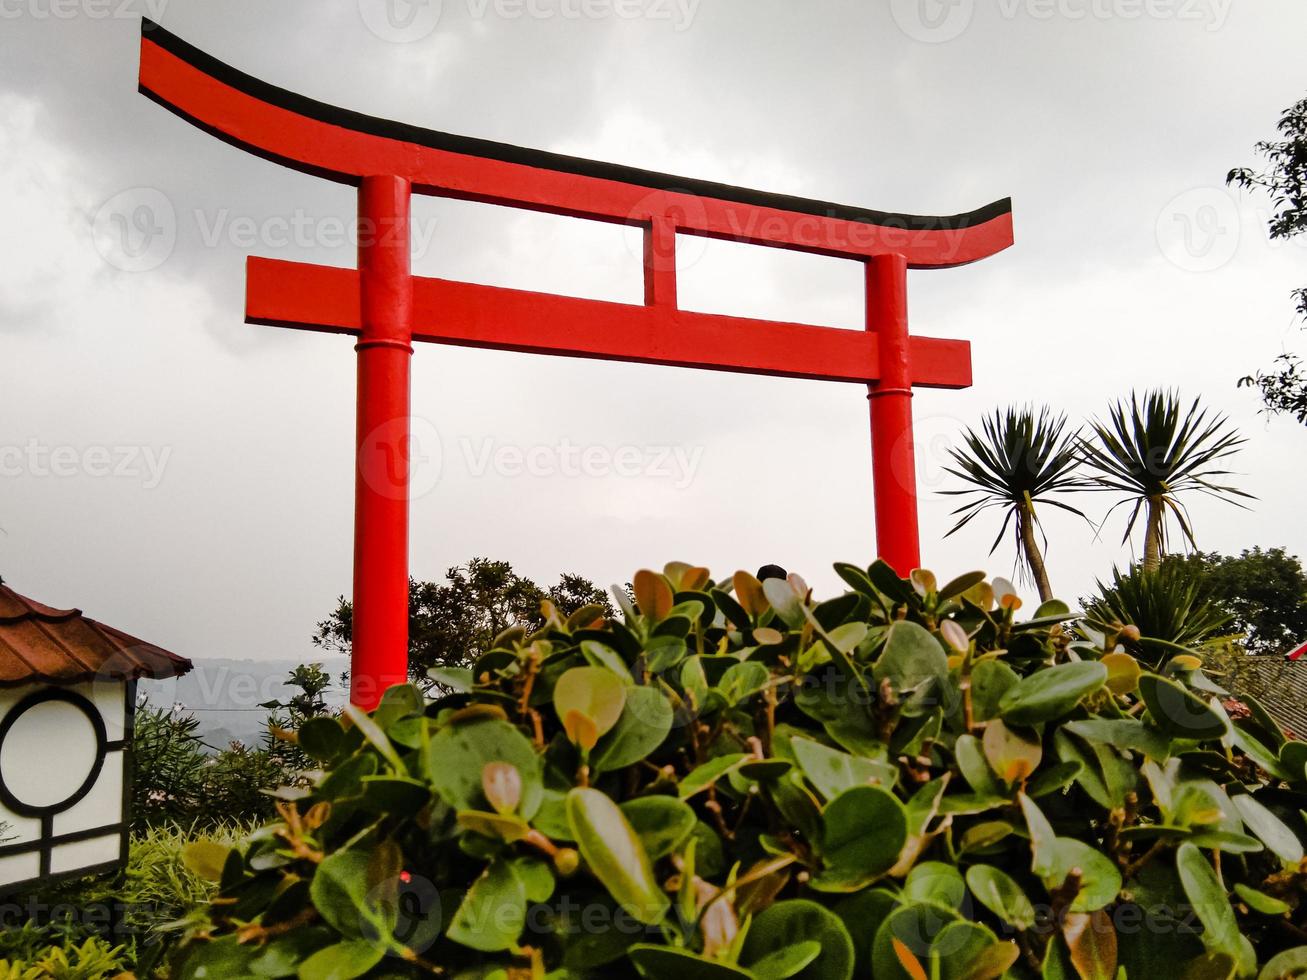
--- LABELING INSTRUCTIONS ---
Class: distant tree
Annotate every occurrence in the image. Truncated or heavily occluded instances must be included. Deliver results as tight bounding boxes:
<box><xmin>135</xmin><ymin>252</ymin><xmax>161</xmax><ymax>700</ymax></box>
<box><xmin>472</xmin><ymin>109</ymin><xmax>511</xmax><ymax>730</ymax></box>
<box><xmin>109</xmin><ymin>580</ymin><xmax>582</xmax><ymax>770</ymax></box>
<box><xmin>1081</xmin><ymin>390</ymin><xmax>1251</xmax><ymax>572</ymax></box>
<box><xmin>313</xmin><ymin>558</ymin><xmax>615</xmax><ymax>683</ymax></box>
<box><xmin>262</xmin><ymin>663</ymin><xmax>335</xmax><ymax>769</ymax></box>
<box><xmin>943</xmin><ymin>406</ymin><xmax>1088</xmax><ymax>603</ymax></box>
<box><xmin>1228</xmin><ymin>96</ymin><xmax>1307</xmax><ymax>424</ymax></box>
<box><xmin>1167</xmin><ymin>548</ymin><xmax>1307</xmax><ymax>656</ymax></box>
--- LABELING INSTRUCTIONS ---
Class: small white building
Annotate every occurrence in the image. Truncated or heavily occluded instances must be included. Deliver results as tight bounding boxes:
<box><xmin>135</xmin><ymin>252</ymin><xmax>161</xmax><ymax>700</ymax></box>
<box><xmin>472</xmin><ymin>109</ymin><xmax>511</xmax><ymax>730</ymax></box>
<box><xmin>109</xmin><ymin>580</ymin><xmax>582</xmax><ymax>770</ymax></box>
<box><xmin>0</xmin><ymin>583</ymin><xmax>191</xmax><ymax>893</ymax></box>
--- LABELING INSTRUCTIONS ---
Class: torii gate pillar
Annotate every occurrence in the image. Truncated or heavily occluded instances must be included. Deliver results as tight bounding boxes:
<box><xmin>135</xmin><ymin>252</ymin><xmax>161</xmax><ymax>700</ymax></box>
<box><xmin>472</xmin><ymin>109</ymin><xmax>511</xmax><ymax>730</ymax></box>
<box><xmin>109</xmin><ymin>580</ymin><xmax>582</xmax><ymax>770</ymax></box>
<box><xmin>867</xmin><ymin>252</ymin><xmax>920</xmax><ymax>573</ymax></box>
<box><xmin>352</xmin><ymin>176</ymin><xmax>414</xmax><ymax>707</ymax></box>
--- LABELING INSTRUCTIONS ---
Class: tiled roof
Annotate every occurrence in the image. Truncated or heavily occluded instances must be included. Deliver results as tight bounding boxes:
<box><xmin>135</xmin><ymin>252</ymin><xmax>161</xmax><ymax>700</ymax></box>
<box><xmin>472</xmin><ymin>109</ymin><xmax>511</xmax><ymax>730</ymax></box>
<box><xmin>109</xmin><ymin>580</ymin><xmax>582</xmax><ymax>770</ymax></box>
<box><xmin>0</xmin><ymin>584</ymin><xmax>192</xmax><ymax>687</ymax></box>
<box><xmin>1227</xmin><ymin>657</ymin><xmax>1307</xmax><ymax>742</ymax></box>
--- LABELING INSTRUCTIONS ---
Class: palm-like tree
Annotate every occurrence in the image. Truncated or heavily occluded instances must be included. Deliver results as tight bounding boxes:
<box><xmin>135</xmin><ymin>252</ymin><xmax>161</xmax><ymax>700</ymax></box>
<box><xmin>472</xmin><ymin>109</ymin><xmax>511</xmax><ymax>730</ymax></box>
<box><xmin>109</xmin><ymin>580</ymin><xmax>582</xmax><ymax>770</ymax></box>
<box><xmin>1085</xmin><ymin>561</ymin><xmax>1235</xmax><ymax>666</ymax></box>
<box><xmin>943</xmin><ymin>406</ymin><xmax>1088</xmax><ymax>602</ymax></box>
<box><xmin>1081</xmin><ymin>390</ymin><xmax>1251</xmax><ymax>573</ymax></box>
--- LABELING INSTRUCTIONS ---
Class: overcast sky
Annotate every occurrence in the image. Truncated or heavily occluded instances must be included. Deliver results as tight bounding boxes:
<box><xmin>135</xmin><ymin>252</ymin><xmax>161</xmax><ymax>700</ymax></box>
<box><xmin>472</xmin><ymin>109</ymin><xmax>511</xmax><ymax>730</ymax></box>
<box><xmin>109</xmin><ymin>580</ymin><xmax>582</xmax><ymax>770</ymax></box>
<box><xmin>1</xmin><ymin>0</ymin><xmax>1305</xmax><ymax>671</ymax></box>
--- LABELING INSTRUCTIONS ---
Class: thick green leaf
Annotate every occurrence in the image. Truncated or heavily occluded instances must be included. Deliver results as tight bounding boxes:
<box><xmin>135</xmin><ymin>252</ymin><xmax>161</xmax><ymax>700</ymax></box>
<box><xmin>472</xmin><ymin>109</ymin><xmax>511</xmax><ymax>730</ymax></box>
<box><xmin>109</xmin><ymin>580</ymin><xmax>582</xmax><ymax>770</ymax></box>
<box><xmin>982</xmin><ymin>719</ymin><xmax>1043</xmax><ymax>784</ymax></box>
<box><xmin>1027</xmin><ymin>760</ymin><xmax>1083</xmax><ymax>798</ymax></box>
<box><xmin>719</xmin><ymin>661</ymin><xmax>772</xmax><ymax>705</ymax></box>
<box><xmin>932</xmin><ymin>920</ymin><xmax>1013</xmax><ymax>980</ymax></box>
<box><xmin>1229</xmin><ymin>724</ymin><xmax>1292</xmax><ymax>782</ymax></box>
<box><xmin>1234</xmin><ymin>883</ymin><xmax>1291</xmax><ymax>916</ymax></box>
<box><xmin>940</xmin><ymin>571</ymin><xmax>988</xmax><ymax>601</ymax></box>
<box><xmin>1259</xmin><ymin>946</ymin><xmax>1307</xmax><ymax>979</ymax></box>
<box><xmin>903</xmin><ymin>862</ymin><xmax>966</xmax><ymax>907</ymax></box>
<box><xmin>1231</xmin><ymin>794</ymin><xmax>1303</xmax><ymax>864</ymax></box>
<box><xmin>871</xmin><ymin>902</ymin><xmax>961</xmax><ymax>980</ymax></box>
<box><xmin>1046</xmin><ymin>839</ymin><xmax>1123</xmax><ymax>912</ymax></box>
<box><xmin>1019</xmin><ymin>793</ymin><xmax>1058</xmax><ymax>878</ymax></box>
<box><xmin>1176</xmin><ymin>842</ymin><xmax>1255</xmax><ymax>976</ymax></box>
<box><xmin>750</xmin><ymin>941</ymin><xmax>823</xmax><ymax>979</ymax></box>
<box><xmin>581</xmin><ymin>639</ymin><xmax>635</xmax><ymax>683</ymax></box>
<box><xmin>1137</xmin><ymin>675</ymin><xmax>1229</xmax><ymax>740</ymax></box>
<box><xmin>998</xmin><ymin>662</ymin><xmax>1107</xmax><ymax>726</ymax></box>
<box><xmin>343</xmin><ymin>704</ymin><xmax>406</xmax><ymax>773</ymax></box>
<box><xmin>426</xmin><ymin>717</ymin><xmax>544</xmax><ymax>819</ymax></box>
<box><xmin>818</xmin><ymin>786</ymin><xmax>907</xmax><ymax>889</ymax></box>
<box><xmin>620</xmin><ymin>795</ymin><xmax>697</xmax><ymax>859</ymax></box>
<box><xmin>1280</xmin><ymin>741</ymin><xmax>1307</xmax><ymax>784</ymax></box>
<box><xmin>970</xmin><ymin>659</ymin><xmax>1020</xmax><ymax>723</ymax></box>
<box><xmin>592</xmin><ymin>685</ymin><xmax>674</xmax><ymax>772</ymax></box>
<box><xmin>427</xmin><ymin>666</ymin><xmax>474</xmax><ymax>692</ymax></box>
<box><xmin>296</xmin><ymin>940</ymin><xmax>385</xmax><ymax>980</ymax></box>
<box><xmin>832</xmin><ymin>889</ymin><xmax>898</xmax><ymax>977</ymax></box>
<box><xmin>763</xmin><ymin>577</ymin><xmax>808</xmax><ymax>628</ymax></box>
<box><xmin>955</xmin><ymin>734</ymin><xmax>1003</xmax><ymax>796</ymax></box>
<box><xmin>874</xmin><ymin>621</ymin><xmax>952</xmax><ymax>717</ymax></box>
<box><xmin>555</xmin><ymin>666</ymin><xmax>628</xmax><ymax>737</ymax></box>
<box><xmin>645</xmin><ymin>635</ymin><xmax>689</xmax><ymax>673</ymax></box>
<box><xmin>446</xmin><ymin>859</ymin><xmax>526</xmax><ymax>952</ymax></box>
<box><xmin>790</xmin><ymin>735</ymin><xmax>896</xmax><ymax>801</ymax></box>
<box><xmin>567</xmin><ymin>787</ymin><xmax>669</xmax><ymax>925</ymax></box>
<box><xmin>680</xmin><ymin>754</ymin><xmax>751</xmax><ymax>799</ymax></box>
<box><xmin>742</xmin><ymin>899</ymin><xmax>856</xmax><ymax>980</ymax></box>
<box><xmin>310</xmin><ymin>849</ymin><xmax>394</xmax><ymax>942</ymax></box>
<box><xmin>629</xmin><ymin>945</ymin><xmax>753</xmax><ymax>979</ymax></box>
<box><xmin>965</xmin><ymin>864</ymin><xmax>1037</xmax><ymax>930</ymax></box>
<box><xmin>181</xmin><ymin>840</ymin><xmax>230</xmax><ymax>883</ymax></box>
<box><xmin>508</xmin><ymin>856</ymin><xmax>555</xmax><ymax>903</ymax></box>
<box><xmin>1063</xmin><ymin>718</ymin><xmax>1172</xmax><ymax>761</ymax></box>
<box><xmin>298</xmin><ymin>717</ymin><xmax>347</xmax><ymax>762</ymax></box>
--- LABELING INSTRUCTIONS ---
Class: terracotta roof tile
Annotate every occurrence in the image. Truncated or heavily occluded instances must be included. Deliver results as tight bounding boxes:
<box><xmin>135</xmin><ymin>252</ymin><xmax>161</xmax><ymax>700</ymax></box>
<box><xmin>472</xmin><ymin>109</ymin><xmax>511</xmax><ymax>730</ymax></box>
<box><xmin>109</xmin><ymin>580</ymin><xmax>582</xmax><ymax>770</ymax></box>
<box><xmin>0</xmin><ymin>584</ymin><xmax>192</xmax><ymax>687</ymax></box>
<box><xmin>1227</xmin><ymin>657</ymin><xmax>1307</xmax><ymax>742</ymax></box>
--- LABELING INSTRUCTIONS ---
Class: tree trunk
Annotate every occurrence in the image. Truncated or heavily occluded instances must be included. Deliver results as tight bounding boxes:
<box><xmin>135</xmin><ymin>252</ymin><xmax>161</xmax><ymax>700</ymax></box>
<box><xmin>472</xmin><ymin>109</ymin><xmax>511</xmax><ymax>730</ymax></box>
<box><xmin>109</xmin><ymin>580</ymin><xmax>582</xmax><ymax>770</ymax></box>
<box><xmin>1143</xmin><ymin>496</ymin><xmax>1165</xmax><ymax>573</ymax></box>
<box><xmin>1018</xmin><ymin>500</ymin><xmax>1054</xmax><ymax>604</ymax></box>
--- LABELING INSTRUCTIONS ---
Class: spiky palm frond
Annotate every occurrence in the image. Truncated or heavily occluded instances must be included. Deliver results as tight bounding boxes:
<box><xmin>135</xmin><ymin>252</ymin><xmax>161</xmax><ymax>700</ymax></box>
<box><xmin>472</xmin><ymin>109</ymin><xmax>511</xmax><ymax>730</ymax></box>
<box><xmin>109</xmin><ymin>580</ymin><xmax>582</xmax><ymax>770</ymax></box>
<box><xmin>942</xmin><ymin>406</ymin><xmax>1089</xmax><ymax>566</ymax></box>
<box><xmin>1081</xmin><ymin>390</ymin><xmax>1252</xmax><ymax>555</ymax></box>
<box><xmin>1086</xmin><ymin>561</ymin><xmax>1235</xmax><ymax>665</ymax></box>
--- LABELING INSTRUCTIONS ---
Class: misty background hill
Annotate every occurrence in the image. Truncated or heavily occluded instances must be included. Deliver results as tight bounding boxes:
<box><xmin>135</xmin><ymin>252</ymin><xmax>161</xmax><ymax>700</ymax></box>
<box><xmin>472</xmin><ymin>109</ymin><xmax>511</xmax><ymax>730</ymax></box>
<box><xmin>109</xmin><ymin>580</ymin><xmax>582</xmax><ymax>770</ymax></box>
<box><xmin>140</xmin><ymin>656</ymin><xmax>350</xmax><ymax>750</ymax></box>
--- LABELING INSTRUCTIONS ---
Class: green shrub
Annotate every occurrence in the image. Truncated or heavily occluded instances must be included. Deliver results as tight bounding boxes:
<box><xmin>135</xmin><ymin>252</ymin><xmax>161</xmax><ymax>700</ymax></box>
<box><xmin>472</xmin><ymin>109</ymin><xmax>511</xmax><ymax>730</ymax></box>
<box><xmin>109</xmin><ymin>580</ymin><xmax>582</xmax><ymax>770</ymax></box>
<box><xmin>1085</xmin><ymin>561</ymin><xmax>1238</xmax><ymax>665</ymax></box>
<box><xmin>171</xmin><ymin>561</ymin><xmax>1307</xmax><ymax>979</ymax></box>
<box><xmin>132</xmin><ymin>700</ymin><xmax>308</xmax><ymax>832</ymax></box>
<box><xmin>8</xmin><ymin>822</ymin><xmax>247</xmax><ymax>977</ymax></box>
<box><xmin>0</xmin><ymin>936</ymin><xmax>128</xmax><ymax>980</ymax></box>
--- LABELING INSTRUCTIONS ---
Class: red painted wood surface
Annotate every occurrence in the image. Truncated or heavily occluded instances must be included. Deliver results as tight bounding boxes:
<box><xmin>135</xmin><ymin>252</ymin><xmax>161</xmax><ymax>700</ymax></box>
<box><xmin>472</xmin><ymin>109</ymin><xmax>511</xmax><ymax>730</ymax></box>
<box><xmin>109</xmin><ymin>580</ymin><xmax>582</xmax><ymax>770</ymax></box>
<box><xmin>246</xmin><ymin>258</ymin><xmax>973</xmax><ymax>389</ymax></box>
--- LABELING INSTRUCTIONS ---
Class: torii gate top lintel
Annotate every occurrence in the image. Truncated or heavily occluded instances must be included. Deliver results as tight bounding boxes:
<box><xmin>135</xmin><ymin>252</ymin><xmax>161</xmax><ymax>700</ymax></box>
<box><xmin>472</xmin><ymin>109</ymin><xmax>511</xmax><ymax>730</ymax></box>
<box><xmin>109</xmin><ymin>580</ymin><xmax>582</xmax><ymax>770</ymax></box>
<box><xmin>138</xmin><ymin>19</ymin><xmax>1012</xmax><ymax>270</ymax></box>
<box><xmin>136</xmin><ymin>19</ymin><xmax>1014</xmax><ymax>708</ymax></box>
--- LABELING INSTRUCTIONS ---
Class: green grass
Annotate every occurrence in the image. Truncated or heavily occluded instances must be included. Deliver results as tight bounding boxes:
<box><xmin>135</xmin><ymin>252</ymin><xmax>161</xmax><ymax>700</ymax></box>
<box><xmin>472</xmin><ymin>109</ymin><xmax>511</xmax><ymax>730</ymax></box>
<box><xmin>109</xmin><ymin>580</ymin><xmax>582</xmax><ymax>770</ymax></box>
<box><xmin>2</xmin><ymin>821</ymin><xmax>256</xmax><ymax>978</ymax></box>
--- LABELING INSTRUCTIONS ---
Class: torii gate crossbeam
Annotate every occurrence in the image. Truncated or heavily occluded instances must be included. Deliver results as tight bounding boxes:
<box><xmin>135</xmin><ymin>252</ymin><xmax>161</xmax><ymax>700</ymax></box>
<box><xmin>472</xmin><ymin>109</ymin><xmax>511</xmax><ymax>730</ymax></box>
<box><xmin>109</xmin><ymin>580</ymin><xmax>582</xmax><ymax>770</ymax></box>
<box><xmin>137</xmin><ymin>20</ymin><xmax>1013</xmax><ymax>707</ymax></box>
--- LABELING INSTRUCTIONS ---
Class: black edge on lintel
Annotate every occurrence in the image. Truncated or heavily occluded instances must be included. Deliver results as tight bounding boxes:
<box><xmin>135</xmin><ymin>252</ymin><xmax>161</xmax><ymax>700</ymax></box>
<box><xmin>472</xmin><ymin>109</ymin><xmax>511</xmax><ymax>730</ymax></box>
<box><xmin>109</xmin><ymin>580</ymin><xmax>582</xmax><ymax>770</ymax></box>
<box><xmin>139</xmin><ymin>19</ymin><xmax>1011</xmax><ymax>235</ymax></box>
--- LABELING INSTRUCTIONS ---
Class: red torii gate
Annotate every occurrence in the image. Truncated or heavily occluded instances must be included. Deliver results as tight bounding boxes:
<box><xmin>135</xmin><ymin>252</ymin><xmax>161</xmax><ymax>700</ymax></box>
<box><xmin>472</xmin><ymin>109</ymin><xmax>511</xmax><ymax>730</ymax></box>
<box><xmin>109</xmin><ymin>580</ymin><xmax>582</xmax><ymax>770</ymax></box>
<box><xmin>137</xmin><ymin>20</ymin><xmax>1013</xmax><ymax>708</ymax></box>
